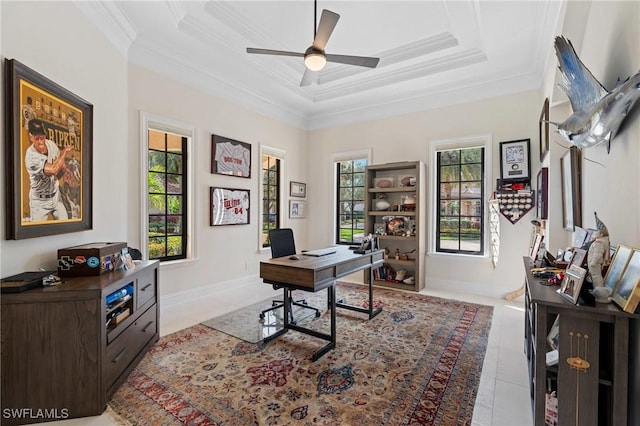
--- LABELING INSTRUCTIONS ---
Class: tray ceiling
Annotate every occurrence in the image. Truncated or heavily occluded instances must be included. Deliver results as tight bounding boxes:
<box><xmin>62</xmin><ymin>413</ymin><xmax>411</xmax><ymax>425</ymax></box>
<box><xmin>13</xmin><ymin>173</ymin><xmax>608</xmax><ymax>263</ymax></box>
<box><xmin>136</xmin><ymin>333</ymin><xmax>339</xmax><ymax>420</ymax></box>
<box><xmin>76</xmin><ymin>1</ymin><xmax>564</xmax><ymax>130</ymax></box>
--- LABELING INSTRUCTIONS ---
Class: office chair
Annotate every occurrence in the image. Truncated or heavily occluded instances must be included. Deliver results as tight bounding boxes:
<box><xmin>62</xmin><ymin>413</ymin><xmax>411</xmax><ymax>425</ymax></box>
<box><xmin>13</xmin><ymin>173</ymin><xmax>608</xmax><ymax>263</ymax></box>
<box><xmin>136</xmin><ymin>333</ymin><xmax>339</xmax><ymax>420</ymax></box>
<box><xmin>259</xmin><ymin>228</ymin><xmax>321</xmax><ymax>324</ymax></box>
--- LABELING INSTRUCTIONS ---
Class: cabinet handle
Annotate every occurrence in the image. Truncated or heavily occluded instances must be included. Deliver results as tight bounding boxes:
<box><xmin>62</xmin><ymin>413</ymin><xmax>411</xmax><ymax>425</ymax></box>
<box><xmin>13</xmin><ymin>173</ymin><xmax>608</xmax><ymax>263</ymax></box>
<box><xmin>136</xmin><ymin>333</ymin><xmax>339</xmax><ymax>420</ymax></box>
<box><xmin>142</xmin><ymin>321</ymin><xmax>154</xmax><ymax>333</ymax></box>
<box><xmin>113</xmin><ymin>347</ymin><xmax>128</xmax><ymax>363</ymax></box>
<box><xmin>141</xmin><ymin>283</ymin><xmax>152</xmax><ymax>291</ymax></box>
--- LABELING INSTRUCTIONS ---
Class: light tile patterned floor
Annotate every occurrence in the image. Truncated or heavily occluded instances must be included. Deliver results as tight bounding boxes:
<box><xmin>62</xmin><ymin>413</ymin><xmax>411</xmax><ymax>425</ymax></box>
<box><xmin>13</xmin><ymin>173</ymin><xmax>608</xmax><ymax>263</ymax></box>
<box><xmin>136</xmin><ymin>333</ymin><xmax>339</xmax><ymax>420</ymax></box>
<box><xmin>38</xmin><ymin>281</ymin><xmax>533</xmax><ymax>426</ymax></box>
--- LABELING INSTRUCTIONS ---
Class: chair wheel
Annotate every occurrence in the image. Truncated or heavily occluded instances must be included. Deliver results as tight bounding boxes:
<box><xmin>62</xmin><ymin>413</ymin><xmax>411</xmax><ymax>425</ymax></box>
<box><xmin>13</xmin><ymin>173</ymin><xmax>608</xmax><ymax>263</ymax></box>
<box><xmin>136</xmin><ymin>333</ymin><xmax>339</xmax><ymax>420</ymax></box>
<box><xmin>315</xmin><ymin>312</ymin><xmax>321</xmax><ymax>317</ymax></box>
<box><xmin>259</xmin><ymin>313</ymin><xmax>265</xmax><ymax>320</ymax></box>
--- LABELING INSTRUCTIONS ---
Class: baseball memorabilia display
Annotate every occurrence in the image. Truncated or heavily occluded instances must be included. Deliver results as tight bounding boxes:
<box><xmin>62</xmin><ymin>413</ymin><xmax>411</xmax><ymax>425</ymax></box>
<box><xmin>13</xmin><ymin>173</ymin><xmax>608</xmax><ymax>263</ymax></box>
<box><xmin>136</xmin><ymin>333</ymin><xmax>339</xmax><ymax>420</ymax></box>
<box><xmin>211</xmin><ymin>134</ymin><xmax>251</xmax><ymax>178</ymax></box>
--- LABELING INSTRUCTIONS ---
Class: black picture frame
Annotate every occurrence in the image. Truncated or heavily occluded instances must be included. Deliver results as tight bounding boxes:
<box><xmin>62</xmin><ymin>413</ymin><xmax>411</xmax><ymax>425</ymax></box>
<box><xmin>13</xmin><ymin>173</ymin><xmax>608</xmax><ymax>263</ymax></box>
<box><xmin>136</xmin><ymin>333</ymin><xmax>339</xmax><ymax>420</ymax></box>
<box><xmin>499</xmin><ymin>139</ymin><xmax>531</xmax><ymax>183</ymax></box>
<box><xmin>4</xmin><ymin>59</ymin><xmax>93</xmax><ymax>239</ymax></box>
<box><xmin>560</xmin><ymin>147</ymin><xmax>582</xmax><ymax>231</ymax></box>
<box><xmin>537</xmin><ymin>167</ymin><xmax>548</xmax><ymax>219</ymax></box>
<box><xmin>209</xmin><ymin>187</ymin><xmax>250</xmax><ymax>226</ymax></box>
<box><xmin>539</xmin><ymin>97</ymin><xmax>550</xmax><ymax>162</ymax></box>
<box><xmin>211</xmin><ymin>134</ymin><xmax>251</xmax><ymax>178</ymax></box>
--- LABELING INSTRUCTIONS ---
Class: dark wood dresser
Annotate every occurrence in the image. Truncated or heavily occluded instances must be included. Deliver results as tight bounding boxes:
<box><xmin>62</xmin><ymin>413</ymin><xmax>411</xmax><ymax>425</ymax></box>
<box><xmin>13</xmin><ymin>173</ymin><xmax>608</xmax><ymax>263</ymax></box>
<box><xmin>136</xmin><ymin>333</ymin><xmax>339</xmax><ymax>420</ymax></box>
<box><xmin>1</xmin><ymin>260</ymin><xmax>159</xmax><ymax>425</ymax></box>
<box><xmin>523</xmin><ymin>257</ymin><xmax>637</xmax><ymax>426</ymax></box>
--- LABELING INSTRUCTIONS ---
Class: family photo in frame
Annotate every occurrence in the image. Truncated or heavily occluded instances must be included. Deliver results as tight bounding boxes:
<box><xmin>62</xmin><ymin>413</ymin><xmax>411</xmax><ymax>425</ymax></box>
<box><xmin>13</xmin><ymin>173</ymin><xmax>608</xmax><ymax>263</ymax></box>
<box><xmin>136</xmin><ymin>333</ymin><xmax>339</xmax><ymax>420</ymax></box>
<box><xmin>4</xmin><ymin>59</ymin><xmax>93</xmax><ymax>239</ymax></box>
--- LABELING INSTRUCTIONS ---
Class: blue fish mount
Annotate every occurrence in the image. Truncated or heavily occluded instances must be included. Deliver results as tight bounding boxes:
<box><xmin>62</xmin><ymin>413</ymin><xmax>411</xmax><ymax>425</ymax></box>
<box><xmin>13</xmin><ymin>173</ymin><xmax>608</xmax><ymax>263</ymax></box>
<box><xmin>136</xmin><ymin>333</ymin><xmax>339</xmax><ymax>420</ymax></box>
<box><xmin>553</xmin><ymin>36</ymin><xmax>640</xmax><ymax>152</ymax></box>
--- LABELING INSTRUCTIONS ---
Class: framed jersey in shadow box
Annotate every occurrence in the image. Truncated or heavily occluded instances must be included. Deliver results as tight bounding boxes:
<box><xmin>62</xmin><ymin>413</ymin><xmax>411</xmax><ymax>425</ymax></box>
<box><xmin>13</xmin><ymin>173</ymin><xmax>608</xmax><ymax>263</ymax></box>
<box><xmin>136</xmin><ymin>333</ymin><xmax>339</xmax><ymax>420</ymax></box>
<box><xmin>4</xmin><ymin>59</ymin><xmax>93</xmax><ymax>239</ymax></box>
<box><xmin>211</xmin><ymin>134</ymin><xmax>251</xmax><ymax>178</ymax></box>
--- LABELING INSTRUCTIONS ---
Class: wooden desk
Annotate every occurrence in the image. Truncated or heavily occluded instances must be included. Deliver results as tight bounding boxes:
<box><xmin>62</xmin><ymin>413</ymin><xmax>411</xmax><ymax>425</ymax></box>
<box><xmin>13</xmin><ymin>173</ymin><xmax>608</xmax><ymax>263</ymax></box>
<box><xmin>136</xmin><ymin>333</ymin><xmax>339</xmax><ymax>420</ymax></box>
<box><xmin>260</xmin><ymin>247</ymin><xmax>384</xmax><ymax>361</ymax></box>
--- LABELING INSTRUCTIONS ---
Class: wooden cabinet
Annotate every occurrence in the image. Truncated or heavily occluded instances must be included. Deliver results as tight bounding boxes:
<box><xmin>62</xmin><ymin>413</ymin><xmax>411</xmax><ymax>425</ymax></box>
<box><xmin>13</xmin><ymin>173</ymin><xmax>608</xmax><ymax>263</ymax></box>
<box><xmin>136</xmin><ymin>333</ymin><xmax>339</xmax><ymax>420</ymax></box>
<box><xmin>523</xmin><ymin>257</ymin><xmax>637</xmax><ymax>426</ymax></box>
<box><xmin>1</xmin><ymin>261</ymin><xmax>159</xmax><ymax>425</ymax></box>
<box><xmin>365</xmin><ymin>161</ymin><xmax>425</xmax><ymax>291</ymax></box>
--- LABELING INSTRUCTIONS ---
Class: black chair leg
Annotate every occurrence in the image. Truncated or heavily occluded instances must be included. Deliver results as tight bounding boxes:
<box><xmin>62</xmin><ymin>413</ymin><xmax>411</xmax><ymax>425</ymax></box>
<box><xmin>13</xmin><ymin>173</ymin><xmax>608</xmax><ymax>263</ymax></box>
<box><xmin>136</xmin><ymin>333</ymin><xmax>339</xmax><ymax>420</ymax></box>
<box><xmin>259</xmin><ymin>289</ymin><xmax>321</xmax><ymax>324</ymax></box>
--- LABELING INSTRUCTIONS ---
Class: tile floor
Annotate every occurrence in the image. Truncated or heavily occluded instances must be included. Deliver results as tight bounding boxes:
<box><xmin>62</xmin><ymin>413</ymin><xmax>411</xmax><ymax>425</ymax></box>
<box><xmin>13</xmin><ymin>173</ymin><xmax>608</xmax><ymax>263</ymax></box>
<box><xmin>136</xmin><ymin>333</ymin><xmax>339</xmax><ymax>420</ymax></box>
<box><xmin>39</xmin><ymin>281</ymin><xmax>533</xmax><ymax>426</ymax></box>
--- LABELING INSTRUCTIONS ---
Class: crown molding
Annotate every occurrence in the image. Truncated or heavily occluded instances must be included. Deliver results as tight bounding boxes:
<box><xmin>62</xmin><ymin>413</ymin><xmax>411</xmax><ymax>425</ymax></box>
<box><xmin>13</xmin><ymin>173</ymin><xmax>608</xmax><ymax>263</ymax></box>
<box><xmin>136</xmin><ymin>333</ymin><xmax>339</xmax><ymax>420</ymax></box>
<box><xmin>74</xmin><ymin>1</ymin><xmax>136</xmax><ymax>56</ymax></box>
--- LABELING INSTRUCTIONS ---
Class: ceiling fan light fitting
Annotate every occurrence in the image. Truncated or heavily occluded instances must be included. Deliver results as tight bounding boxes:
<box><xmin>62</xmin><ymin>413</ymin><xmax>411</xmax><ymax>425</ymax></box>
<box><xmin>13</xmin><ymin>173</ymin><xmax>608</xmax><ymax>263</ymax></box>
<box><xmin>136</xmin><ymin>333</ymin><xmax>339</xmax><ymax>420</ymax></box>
<box><xmin>304</xmin><ymin>53</ymin><xmax>326</xmax><ymax>71</ymax></box>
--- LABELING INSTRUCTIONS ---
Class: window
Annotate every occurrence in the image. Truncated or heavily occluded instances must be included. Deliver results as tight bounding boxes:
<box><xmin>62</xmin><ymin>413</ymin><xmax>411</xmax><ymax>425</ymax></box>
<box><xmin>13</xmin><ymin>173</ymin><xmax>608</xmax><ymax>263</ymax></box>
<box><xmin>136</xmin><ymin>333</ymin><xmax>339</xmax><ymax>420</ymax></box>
<box><xmin>262</xmin><ymin>154</ymin><xmax>281</xmax><ymax>247</ymax></box>
<box><xmin>436</xmin><ymin>147</ymin><xmax>484</xmax><ymax>254</ymax></box>
<box><xmin>147</xmin><ymin>129</ymin><xmax>188</xmax><ymax>261</ymax></box>
<box><xmin>336</xmin><ymin>158</ymin><xmax>367</xmax><ymax>244</ymax></box>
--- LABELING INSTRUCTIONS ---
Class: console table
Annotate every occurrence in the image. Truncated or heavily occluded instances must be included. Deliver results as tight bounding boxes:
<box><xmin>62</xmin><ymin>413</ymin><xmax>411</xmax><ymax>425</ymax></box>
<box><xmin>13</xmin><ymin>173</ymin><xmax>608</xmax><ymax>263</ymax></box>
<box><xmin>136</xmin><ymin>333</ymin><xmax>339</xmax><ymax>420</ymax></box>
<box><xmin>260</xmin><ymin>247</ymin><xmax>384</xmax><ymax>360</ymax></box>
<box><xmin>1</xmin><ymin>261</ymin><xmax>159</xmax><ymax>425</ymax></box>
<box><xmin>523</xmin><ymin>257</ymin><xmax>637</xmax><ymax>426</ymax></box>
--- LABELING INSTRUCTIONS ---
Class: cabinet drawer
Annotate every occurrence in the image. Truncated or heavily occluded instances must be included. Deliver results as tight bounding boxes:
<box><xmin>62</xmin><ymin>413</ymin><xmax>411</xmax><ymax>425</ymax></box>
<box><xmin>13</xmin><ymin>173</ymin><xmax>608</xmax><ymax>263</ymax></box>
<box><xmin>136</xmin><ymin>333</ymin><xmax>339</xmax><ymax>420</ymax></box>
<box><xmin>105</xmin><ymin>304</ymin><xmax>157</xmax><ymax>388</ymax></box>
<box><xmin>136</xmin><ymin>269</ymin><xmax>157</xmax><ymax>310</ymax></box>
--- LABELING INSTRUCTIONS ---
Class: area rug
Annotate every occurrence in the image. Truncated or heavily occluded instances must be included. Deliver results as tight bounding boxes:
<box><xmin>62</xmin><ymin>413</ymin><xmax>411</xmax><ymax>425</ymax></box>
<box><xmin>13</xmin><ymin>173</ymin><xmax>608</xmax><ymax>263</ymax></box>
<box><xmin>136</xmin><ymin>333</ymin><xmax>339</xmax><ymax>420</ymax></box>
<box><xmin>108</xmin><ymin>282</ymin><xmax>493</xmax><ymax>425</ymax></box>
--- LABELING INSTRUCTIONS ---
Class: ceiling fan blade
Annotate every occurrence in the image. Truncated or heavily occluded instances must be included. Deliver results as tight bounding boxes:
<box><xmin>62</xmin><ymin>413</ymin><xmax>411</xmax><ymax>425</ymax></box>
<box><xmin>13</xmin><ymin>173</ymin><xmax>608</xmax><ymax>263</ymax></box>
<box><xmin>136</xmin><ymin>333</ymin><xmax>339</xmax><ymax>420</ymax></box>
<box><xmin>246</xmin><ymin>48</ymin><xmax>304</xmax><ymax>57</ymax></box>
<box><xmin>326</xmin><ymin>54</ymin><xmax>380</xmax><ymax>68</ymax></box>
<box><xmin>300</xmin><ymin>68</ymin><xmax>318</xmax><ymax>87</ymax></box>
<box><xmin>312</xmin><ymin>9</ymin><xmax>340</xmax><ymax>50</ymax></box>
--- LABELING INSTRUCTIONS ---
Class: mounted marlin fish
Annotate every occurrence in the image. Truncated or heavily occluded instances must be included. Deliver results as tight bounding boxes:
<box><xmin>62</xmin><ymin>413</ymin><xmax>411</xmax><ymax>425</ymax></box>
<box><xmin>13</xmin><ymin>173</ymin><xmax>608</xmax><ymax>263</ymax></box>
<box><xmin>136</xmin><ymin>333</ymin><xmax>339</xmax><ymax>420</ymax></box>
<box><xmin>553</xmin><ymin>36</ymin><xmax>640</xmax><ymax>152</ymax></box>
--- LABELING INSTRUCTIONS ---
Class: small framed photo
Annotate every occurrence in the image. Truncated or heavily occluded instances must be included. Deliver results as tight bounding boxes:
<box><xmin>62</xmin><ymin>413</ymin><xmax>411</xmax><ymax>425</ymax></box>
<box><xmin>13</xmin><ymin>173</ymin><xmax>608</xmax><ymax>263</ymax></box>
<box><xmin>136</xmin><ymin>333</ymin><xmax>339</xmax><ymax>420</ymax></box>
<box><xmin>558</xmin><ymin>265</ymin><xmax>587</xmax><ymax>304</ymax></box>
<box><xmin>290</xmin><ymin>181</ymin><xmax>306</xmax><ymax>198</ymax></box>
<box><xmin>611</xmin><ymin>248</ymin><xmax>640</xmax><ymax>313</ymax></box>
<box><xmin>289</xmin><ymin>200</ymin><xmax>306</xmax><ymax>219</ymax></box>
<box><xmin>210</xmin><ymin>187</ymin><xmax>250</xmax><ymax>226</ymax></box>
<box><xmin>604</xmin><ymin>245</ymin><xmax>633</xmax><ymax>293</ymax></box>
<box><xmin>568</xmin><ymin>248</ymin><xmax>587</xmax><ymax>269</ymax></box>
<box><xmin>211</xmin><ymin>134</ymin><xmax>251</xmax><ymax>178</ymax></box>
<box><xmin>499</xmin><ymin>139</ymin><xmax>530</xmax><ymax>182</ymax></box>
<box><xmin>530</xmin><ymin>233</ymin><xmax>544</xmax><ymax>261</ymax></box>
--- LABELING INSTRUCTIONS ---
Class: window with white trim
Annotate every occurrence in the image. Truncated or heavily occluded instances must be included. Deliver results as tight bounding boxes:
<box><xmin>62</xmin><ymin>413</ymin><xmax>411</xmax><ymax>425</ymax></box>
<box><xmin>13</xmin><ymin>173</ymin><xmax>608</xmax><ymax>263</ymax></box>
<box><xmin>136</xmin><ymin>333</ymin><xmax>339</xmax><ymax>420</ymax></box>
<box><xmin>260</xmin><ymin>146</ymin><xmax>285</xmax><ymax>249</ymax></box>
<box><xmin>333</xmin><ymin>150</ymin><xmax>371</xmax><ymax>245</ymax></box>
<box><xmin>430</xmin><ymin>135</ymin><xmax>490</xmax><ymax>256</ymax></box>
<box><xmin>141</xmin><ymin>113</ymin><xmax>195</xmax><ymax>262</ymax></box>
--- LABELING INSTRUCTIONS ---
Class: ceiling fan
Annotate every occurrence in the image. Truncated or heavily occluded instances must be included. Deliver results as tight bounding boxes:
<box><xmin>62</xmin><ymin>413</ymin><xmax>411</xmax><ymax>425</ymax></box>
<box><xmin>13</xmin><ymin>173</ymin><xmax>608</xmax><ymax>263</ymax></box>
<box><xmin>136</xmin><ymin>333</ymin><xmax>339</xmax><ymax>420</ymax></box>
<box><xmin>246</xmin><ymin>0</ymin><xmax>380</xmax><ymax>87</ymax></box>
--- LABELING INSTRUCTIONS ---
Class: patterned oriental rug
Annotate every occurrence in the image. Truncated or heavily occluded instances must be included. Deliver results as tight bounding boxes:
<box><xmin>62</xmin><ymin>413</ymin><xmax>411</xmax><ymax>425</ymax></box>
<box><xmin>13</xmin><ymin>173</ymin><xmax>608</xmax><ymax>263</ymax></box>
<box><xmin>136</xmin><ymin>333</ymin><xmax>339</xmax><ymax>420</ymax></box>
<box><xmin>108</xmin><ymin>282</ymin><xmax>493</xmax><ymax>425</ymax></box>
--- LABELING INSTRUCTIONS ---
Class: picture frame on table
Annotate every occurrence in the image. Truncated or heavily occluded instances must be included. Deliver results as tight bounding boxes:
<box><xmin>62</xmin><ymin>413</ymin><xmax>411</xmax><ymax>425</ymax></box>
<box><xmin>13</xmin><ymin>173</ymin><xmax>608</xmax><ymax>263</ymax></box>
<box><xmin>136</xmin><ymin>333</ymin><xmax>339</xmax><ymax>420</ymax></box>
<box><xmin>209</xmin><ymin>187</ymin><xmax>250</xmax><ymax>226</ymax></box>
<box><xmin>211</xmin><ymin>134</ymin><xmax>251</xmax><ymax>178</ymax></box>
<box><xmin>560</xmin><ymin>146</ymin><xmax>582</xmax><ymax>231</ymax></box>
<box><xmin>499</xmin><ymin>139</ymin><xmax>531</xmax><ymax>182</ymax></box>
<box><xmin>539</xmin><ymin>97</ymin><xmax>550</xmax><ymax>162</ymax></box>
<box><xmin>568</xmin><ymin>248</ymin><xmax>587</xmax><ymax>269</ymax></box>
<box><xmin>611</xmin><ymin>248</ymin><xmax>640</xmax><ymax>313</ymax></box>
<box><xmin>604</xmin><ymin>245</ymin><xmax>634</xmax><ymax>294</ymax></box>
<box><xmin>537</xmin><ymin>167</ymin><xmax>548</xmax><ymax>220</ymax></box>
<box><xmin>530</xmin><ymin>233</ymin><xmax>544</xmax><ymax>261</ymax></box>
<box><xmin>4</xmin><ymin>59</ymin><xmax>93</xmax><ymax>240</ymax></box>
<box><xmin>289</xmin><ymin>200</ymin><xmax>306</xmax><ymax>219</ymax></box>
<box><xmin>289</xmin><ymin>181</ymin><xmax>306</xmax><ymax>198</ymax></box>
<box><xmin>558</xmin><ymin>265</ymin><xmax>587</xmax><ymax>304</ymax></box>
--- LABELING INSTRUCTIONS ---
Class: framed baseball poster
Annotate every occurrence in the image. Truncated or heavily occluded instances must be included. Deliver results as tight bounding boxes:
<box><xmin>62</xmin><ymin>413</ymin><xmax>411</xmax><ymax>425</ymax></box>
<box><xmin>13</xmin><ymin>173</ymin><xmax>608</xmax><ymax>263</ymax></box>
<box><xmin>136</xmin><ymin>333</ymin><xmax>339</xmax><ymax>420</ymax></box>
<box><xmin>211</xmin><ymin>134</ymin><xmax>251</xmax><ymax>178</ymax></box>
<box><xmin>4</xmin><ymin>59</ymin><xmax>93</xmax><ymax>240</ymax></box>
<box><xmin>210</xmin><ymin>187</ymin><xmax>250</xmax><ymax>226</ymax></box>
<box><xmin>499</xmin><ymin>139</ymin><xmax>530</xmax><ymax>183</ymax></box>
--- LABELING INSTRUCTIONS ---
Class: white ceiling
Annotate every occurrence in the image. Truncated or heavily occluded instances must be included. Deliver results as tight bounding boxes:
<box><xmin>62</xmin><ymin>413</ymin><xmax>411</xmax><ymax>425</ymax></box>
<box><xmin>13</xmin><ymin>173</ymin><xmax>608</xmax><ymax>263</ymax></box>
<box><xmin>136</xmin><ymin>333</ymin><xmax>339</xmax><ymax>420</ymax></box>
<box><xmin>76</xmin><ymin>1</ymin><xmax>564</xmax><ymax>130</ymax></box>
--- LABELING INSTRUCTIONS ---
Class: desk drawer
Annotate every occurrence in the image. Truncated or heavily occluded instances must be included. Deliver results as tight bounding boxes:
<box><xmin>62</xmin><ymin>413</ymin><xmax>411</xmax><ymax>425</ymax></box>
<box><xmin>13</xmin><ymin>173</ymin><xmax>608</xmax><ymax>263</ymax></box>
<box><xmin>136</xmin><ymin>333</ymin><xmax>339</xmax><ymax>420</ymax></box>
<box><xmin>105</xmin><ymin>304</ymin><xmax>157</xmax><ymax>388</ymax></box>
<box><xmin>136</xmin><ymin>269</ymin><xmax>157</xmax><ymax>310</ymax></box>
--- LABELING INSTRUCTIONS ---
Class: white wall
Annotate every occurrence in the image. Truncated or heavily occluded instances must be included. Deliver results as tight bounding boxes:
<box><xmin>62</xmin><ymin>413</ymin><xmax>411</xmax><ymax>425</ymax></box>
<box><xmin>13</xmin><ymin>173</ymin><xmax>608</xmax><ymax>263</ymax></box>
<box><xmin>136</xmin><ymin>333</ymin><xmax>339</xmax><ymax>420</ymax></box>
<box><xmin>126</xmin><ymin>63</ymin><xmax>308</xmax><ymax>296</ymax></box>
<box><xmin>0</xmin><ymin>1</ymin><xmax>128</xmax><ymax>276</ymax></box>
